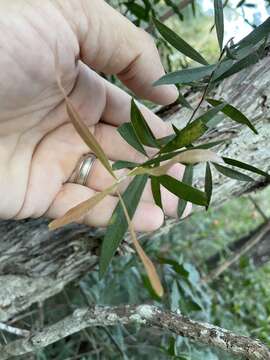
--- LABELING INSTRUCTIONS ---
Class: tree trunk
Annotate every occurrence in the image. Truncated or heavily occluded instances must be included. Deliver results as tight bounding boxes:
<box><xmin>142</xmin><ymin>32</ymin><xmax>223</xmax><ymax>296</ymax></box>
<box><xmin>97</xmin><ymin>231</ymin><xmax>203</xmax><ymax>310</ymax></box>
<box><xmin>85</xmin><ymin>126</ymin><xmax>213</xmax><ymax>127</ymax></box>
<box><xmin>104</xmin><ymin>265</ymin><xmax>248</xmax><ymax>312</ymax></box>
<box><xmin>1</xmin><ymin>56</ymin><xmax>270</xmax><ymax>323</ymax></box>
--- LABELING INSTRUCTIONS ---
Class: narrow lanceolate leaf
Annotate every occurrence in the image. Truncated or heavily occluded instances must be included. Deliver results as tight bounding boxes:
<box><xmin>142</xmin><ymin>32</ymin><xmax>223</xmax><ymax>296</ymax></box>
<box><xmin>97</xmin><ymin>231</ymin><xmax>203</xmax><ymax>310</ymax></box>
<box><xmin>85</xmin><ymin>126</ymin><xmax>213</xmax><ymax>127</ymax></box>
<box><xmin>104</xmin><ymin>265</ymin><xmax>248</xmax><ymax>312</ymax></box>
<box><xmin>131</xmin><ymin>149</ymin><xmax>221</xmax><ymax>177</ymax></box>
<box><xmin>195</xmin><ymin>102</ymin><xmax>227</xmax><ymax>125</ymax></box>
<box><xmin>118</xmin><ymin>193</ymin><xmax>164</xmax><ymax>297</ymax></box>
<box><xmin>153</xmin><ymin>17</ymin><xmax>208</xmax><ymax>65</ymax></box>
<box><xmin>151</xmin><ymin>176</ymin><xmax>163</xmax><ymax>209</ymax></box>
<box><xmin>214</xmin><ymin>0</ymin><xmax>224</xmax><ymax>51</ymax></box>
<box><xmin>99</xmin><ymin>175</ymin><xmax>148</xmax><ymax>278</ymax></box>
<box><xmin>234</xmin><ymin>17</ymin><xmax>270</xmax><ymax>50</ymax></box>
<box><xmin>65</xmin><ymin>102</ymin><xmax>115</xmax><ymax>178</ymax></box>
<box><xmin>213</xmin><ymin>163</ymin><xmax>254</xmax><ymax>181</ymax></box>
<box><xmin>54</xmin><ymin>69</ymin><xmax>115</xmax><ymax>179</ymax></box>
<box><xmin>49</xmin><ymin>183</ymin><xmax>118</xmax><ymax>230</ymax></box>
<box><xmin>207</xmin><ymin>98</ymin><xmax>258</xmax><ymax>134</ymax></box>
<box><xmin>154</xmin><ymin>64</ymin><xmax>215</xmax><ymax>86</ymax></box>
<box><xmin>131</xmin><ymin>99</ymin><xmax>159</xmax><ymax>148</ymax></box>
<box><xmin>213</xmin><ymin>50</ymin><xmax>260</xmax><ymax>83</ymax></box>
<box><xmin>205</xmin><ymin>162</ymin><xmax>213</xmax><ymax>209</ymax></box>
<box><xmin>178</xmin><ymin>92</ymin><xmax>193</xmax><ymax>109</ymax></box>
<box><xmin>177</xmin><ymin>165</ymin><xmax>193</xmax><ymax>218</ymax></box>
<box><xmin>157</xmin><ymin>175</ymin><xmax>208</xmax><ymax>206</ymax></box>
<box><xmin>118</xmin><ymin>123</ymin><xmax>147</xmax><ymax>156</ymax></box>
<box><xmin>196</xmin><ymin>140</ymin><xmax>225</xmax><ymax>149</ymax></box>
<box><xmin>160</xmin><ymin>120</ymin><xmax>208</xmax><ymax>153</ymax></box>
<box><xmin>223</xmin><ymin>157</ymin><xmax>270</xmax><ymax>179</ymax></box>
<box><xmin>112</xmin><ymin>160</ymin><xmax>139</xmax><ymax>171</ymax></box>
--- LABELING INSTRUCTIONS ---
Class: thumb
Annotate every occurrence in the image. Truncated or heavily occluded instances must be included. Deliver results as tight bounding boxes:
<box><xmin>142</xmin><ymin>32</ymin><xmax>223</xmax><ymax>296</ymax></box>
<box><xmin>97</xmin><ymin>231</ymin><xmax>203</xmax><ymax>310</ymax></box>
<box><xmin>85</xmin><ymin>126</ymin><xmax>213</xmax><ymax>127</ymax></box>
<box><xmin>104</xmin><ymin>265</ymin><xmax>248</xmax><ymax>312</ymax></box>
<box><xmin>64</xmin><ymin>0</ymin><xmax>178</xmax><ymax>105</ymax></box>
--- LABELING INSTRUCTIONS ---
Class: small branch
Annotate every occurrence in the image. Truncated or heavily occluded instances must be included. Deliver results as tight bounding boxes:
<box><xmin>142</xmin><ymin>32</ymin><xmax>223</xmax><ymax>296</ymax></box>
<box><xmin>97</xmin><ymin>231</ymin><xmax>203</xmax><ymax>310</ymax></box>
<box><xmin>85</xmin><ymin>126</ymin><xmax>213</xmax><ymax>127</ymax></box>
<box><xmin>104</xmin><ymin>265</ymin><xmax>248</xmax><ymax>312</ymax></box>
<box><xmin>249</xmin><ymin>195</ymin><xmax>269</xmax><ymax>222</ymax></box>
<box><xmin>145</xmin><ymin>0</ymin><xmax>193</xmax><ymax>33</ymax></box>
<box><xmin>0</xmin><ymin>322</ymin><xmax>30</xmax><ymax>338</ymax></box>
<box><xmin>202</xmin><ymin>220</ymin><xmax>270</xmax><ymax>283</ymax></box>
<box><xmin>0</xmin><ymin>305</ymin><xmax>269</xmax><ymax>360</ymax></box>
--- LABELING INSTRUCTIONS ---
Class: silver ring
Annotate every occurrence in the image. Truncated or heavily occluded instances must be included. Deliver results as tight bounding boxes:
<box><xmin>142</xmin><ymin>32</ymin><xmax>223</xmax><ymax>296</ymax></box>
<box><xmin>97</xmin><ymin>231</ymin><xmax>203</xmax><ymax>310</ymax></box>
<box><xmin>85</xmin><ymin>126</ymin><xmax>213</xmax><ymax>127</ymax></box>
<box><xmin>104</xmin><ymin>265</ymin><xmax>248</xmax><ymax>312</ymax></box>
<box><xmin>69</xmin><ymin>154</ymin><xmax>96</xmax><ymax>186</ymax></box>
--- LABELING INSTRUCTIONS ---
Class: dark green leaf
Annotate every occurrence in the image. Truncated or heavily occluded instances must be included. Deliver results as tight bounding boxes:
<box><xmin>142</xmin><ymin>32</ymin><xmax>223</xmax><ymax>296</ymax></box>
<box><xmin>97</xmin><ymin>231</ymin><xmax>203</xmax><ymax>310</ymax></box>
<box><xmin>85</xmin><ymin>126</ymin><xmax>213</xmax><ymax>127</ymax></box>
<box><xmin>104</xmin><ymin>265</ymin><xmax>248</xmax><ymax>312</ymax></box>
<box><xmin>112</xmin><ymin>160</ymin><xmax>139</xmax><ymax>171</ymax></box>
<box><xmin>160</xmin><ymin>120</ymin><xmax>208</xmax><ymax>153</ymax></box>
<box><xmin>214</xmin><ymin>50</ymin><xmax>260</xmax><ymax>82</ymax></box>
<box><xmin>214</xmin><ymin>0</ymin><xmax>224</xmax><ymax>51</ymax></box>
<box><xmin>157</xmin><ymin>134</ymin><xmax>175</xmax><ymax>147</ymax></box>
<box><xmin>178</xmin><ymin>92</ymin><xmax>193</xmax><ymax>109</ymax></box>
<box><xmin>141</xmin><ymin>274</ymin><xmax>162</xmax><ymax>302</ymax></box>
<box><xmin>196</xmin><ymin>140</ymin><xmax>225</xmax><ymax>149</ymax></box>
<box><xmin>178</xmin><ymin>165</ymin><xmax>193</xmax><ymax>218</ymax></box>
<box><xmin>213</xmin><ymin>162</ymin><xmax>254</xmax><ymax>181</ymax></box>
<box><xmin>153</xmin><ymin>17</ymin><xmax>208</xmax><ymax>65</ymax></box>
<box><xmin>131</xmin><ymin>99</ymin><xmax>159</xmax><ymax>148</ymax></box>
<box><xmin>234</xmin><ymin>17</ymin><xmax>270</xmax><ymax>50</ymax></box>
<box><xmin>118</xmin><ymin>122</ymin><xmax>147</xmax><ymax>156</ymax></box>
<box><xmin>154</xmin><ymin>64</ymin><xmax>215</xmax><ymax>86</ymax></box>
<box><xmin>99</xmin><ymin>175</ymin><xmax>148</xmax><ymax>277</ymax></box>
<box><xmin>223</xmin><ymin>157</ymin><xmax>270</xmax><ymax>179</ymax></box>
<box><xmin>126</xmin><ymin>3</ymin><xmax>148</xmax><ymax>21</ymax></box>
<box><xmin>157</xmin><ymin>175</ymin><xmax>207</xmax><ymax>206</ymax></box>
<box><xmin>195</xmin><ymin>102</ymin><xmax>227</xmax><ymax>125</ymax></box>
<box><xmin>158</xmin><ymin>257</ymin><xmax>189</xmax><ymax>277</ymax></box>
<box><xmin>207</xmin><ymin>98</ymin><xmax>258</xmax><ymax>134</ymax></box>
<box><xmin>151</xmin><ymin>176</ymin><xmax>163</xmax><ymax>208</ymax></box>
<box><xmin>205</xmin><ymin>162</ymin><xmax>213</xmax><ymax>209</ymax></box>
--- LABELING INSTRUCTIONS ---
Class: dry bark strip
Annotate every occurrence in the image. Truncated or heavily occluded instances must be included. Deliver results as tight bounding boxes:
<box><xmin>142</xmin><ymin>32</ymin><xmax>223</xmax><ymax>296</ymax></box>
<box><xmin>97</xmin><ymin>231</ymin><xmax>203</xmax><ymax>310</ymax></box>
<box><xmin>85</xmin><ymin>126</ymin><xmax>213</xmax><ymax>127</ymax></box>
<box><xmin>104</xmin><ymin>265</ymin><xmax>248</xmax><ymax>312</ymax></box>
<box><xmin>0</xmin><ymin>305</ymin><xmax>270</xmax><ymax>360</ymax></box>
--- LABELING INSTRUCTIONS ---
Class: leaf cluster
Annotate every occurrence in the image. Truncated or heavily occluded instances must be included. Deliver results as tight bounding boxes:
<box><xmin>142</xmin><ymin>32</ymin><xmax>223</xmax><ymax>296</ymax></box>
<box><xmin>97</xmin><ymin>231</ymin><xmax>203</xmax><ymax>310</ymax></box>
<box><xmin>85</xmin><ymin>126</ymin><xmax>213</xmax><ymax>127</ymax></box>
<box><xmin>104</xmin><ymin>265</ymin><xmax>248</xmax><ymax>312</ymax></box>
<box><xmin>49</xmin><ymin>8</ymin><xmax>270</xmax><ymax>298</ymax></box>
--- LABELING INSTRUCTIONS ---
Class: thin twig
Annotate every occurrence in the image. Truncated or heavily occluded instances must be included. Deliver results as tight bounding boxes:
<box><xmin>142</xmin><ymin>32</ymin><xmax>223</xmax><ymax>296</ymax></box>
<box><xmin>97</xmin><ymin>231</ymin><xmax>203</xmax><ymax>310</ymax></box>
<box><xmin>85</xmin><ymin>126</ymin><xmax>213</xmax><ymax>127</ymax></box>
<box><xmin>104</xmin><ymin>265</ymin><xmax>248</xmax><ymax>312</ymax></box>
<box><xmin>202</xmin><ymin>220</ymin><xmax>270</xmax><ymax>284</ymax></box>
<box><xmin>0</xmin><ymin>323</ymin><xmax>30</xmax><ymax>338</ymax></box>
<box><xmin>0</xmin><ymin>305</ymin><xmax>269</xmax><ymax>360</ymax></box>
<box><xmin>145</xmin><ymin>0</ymin><xmax>194</xmax><ymax>33</ymax></box>
<box><xmin>249</xmin><ymin>195</ymin><xmax>269</xmax><ymax>222</ymax></box>
<box><xmin>187</xmin><ymin>38</ymin><xmax>233</xmax><ymax>125</ymax></box>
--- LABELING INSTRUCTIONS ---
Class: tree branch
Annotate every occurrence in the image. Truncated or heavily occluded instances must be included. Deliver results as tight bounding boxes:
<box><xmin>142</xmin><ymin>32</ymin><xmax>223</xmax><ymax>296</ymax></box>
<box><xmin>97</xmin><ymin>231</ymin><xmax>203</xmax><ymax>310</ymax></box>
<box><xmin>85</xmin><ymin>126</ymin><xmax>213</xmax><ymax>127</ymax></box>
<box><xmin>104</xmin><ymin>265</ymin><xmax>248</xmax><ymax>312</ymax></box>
<box><xmin>1</xmin><ymin>305</ymin><xmax>269</xmax><ymax>360</ymax></box>
<box><xmin>145</xmin><ymin>0</ymin><xmax>193</xmax><ymax>33</ymax></box>
<box><xmin>202</xmin><ymin>220</ymin><xmax>270</xmax><ymax>283</ymax></box>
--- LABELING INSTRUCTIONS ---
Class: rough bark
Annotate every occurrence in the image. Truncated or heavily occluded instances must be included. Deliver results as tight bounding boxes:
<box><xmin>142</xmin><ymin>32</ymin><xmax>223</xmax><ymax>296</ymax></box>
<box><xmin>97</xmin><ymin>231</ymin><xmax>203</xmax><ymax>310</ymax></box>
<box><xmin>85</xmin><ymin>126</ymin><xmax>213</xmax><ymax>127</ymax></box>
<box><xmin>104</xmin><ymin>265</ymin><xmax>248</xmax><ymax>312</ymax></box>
<box><xmin>0</xmin><ymin>56</ymin><xmax>270</xmax><ymax>323</ymax></box>
<box><xmin>1</xmin><ymin>305</ymin><xmax>270</xmax><ymax>360</ymax></box>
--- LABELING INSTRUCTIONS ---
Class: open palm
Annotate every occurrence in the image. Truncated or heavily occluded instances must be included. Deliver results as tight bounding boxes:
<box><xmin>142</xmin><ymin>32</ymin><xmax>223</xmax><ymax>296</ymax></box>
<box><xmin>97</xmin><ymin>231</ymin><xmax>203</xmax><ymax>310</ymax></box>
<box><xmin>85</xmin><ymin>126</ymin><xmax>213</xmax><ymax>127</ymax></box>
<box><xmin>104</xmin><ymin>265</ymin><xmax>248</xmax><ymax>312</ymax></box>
<box><xmin>0</xmin><ymin>0</ymin><xmax>190</xmax><ymax>231</ymax></box>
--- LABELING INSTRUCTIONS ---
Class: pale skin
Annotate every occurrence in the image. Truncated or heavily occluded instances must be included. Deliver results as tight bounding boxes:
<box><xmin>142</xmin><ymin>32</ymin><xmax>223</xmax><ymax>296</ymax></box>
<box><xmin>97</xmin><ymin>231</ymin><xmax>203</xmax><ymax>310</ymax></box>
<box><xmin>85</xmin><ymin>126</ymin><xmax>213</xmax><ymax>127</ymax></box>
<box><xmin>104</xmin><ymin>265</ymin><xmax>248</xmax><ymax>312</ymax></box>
<box><xmin>0</xmin><ymin>0</ymin><xmax>191</xmax><ymax>231</ymax></box>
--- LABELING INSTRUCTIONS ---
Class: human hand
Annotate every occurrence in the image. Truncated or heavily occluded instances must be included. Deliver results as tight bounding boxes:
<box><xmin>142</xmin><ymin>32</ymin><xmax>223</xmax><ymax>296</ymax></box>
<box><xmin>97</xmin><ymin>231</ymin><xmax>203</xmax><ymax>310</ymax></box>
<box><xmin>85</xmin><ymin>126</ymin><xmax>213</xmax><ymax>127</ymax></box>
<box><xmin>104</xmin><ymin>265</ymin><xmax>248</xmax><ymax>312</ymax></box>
<box><xmin>0</xmin><ymin>0</ymin><xmax>191</xmax><ymax>231</ymax></box>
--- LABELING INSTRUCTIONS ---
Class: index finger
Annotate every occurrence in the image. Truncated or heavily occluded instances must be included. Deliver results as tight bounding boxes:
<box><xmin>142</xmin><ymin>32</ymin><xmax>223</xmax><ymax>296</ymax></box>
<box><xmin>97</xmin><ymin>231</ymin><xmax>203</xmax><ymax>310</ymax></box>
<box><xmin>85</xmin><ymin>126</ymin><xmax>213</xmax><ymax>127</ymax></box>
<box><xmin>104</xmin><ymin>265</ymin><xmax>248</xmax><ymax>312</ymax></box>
<box><xmin>63</xmin><ymin>0</ymin><xmax>178</xmax><ymax>105</ymax></box>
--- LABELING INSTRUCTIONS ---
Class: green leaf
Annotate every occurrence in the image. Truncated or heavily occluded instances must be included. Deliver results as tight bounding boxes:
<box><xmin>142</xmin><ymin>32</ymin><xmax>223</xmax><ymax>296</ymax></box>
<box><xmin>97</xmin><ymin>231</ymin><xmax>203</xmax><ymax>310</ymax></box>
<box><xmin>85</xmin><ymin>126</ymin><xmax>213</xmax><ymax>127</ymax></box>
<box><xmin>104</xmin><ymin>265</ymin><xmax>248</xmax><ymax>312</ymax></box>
<box><xmin>214</xmin><ymin>0</ymin><xmax>224</xmax><ymax>51</ymax></box>
<box><xmin>178</xmin><ymin>92</ymin><xmax>193</xmax><ymax>109</ymax></box>
<box><xmin>212</xmin><ymin>163</ymin><xmax>254</xmax><ymax>181</ymax></box>
<box><xmin>157</xmin><ymin>175</ymin><xmax>207</xmax><ymax>206</ymax></box>
<box><xmin>112</xmin><ymin>160</ymin><xmax>139</xmax><ymax>171</ymax></box>
<box><xmin>158</xmin><ymin>257</ymin><xmax>189</xmax><ymax>277</ymax></box>
<box><xmin>151</xmin><ymin>176</ymin><xmax>163</xmax><ymax>209</ymax></box>
<box><xmin>195</xmin><ymin>102</ymin><xmax>227</xmax><ymax>125</ymax></box>
<box><xmin>154</xmin><ymin>64</ymin><xmax>215</xmax><ymax>86</ymax></box>
<box><xmin>196</xmin><ymin>140</ymin><xmax>225</xmax><ymax>149</ymax></box>
<box><xmin>118</xmin><ymin>122</ymin><xmax>147</xmax><ymax>156</ymax></box>
<box><xmin>205</xmin><ymin>162</ymin><xmax>213</xmax><ymax>209</ymax></box>
<box><xmin>126</xmin><ymin>3</ymin><xmax>148</xmax><ymax>21</ymax></box>
<box><xmin>178</xmin><ymin>165</ymin><xmax>193</xmax><ymax>218</ymax></box>
<box><xmin>207</xmin><ymin>98</ymin><xmax>258</xmax><ymax>134</ymax></box>
<box><xmin>131</xmin><ymin>99</ymin><xmax>159</xmax><ymax>148</ymax></box>
<box><xmin>153</xmin><ymin>17</ymin><xmax>208</xmax><ymax>65</ymax></box>
<box><xmin>214</xmin><ymin>50</ymin><xmax>260</xmax><ymax>82</ymax></box>
<box><xmin>160</xmin><ymin>120</ymin><xmax>208</xmax><ymax>153</ymax></box>
<box><xmin>223</xmin><ymin>157</ymin><xmax>270</xmax><ymax>179</ymax></box>
<box><xmin>141</xmin><ymin>274</ymin><xmax>162</xmax><ymax>302</ymax></box>
<box><xmin>234</xmin><ymin>17</ymin><xmax>270</xmax><ymax>50</ymax></box>
<box><xmin>99</xmin><ymin>175</ymin><xmax>148</xmax><ymax>277</ymax></box>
